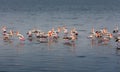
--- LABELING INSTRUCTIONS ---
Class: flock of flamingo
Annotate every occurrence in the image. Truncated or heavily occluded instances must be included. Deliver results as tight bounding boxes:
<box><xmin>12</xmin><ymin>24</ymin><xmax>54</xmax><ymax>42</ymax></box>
<box><xmin>88</xmin><ymin>25</ymin><xmax>120</xmax><ymax>48</ymax></box>
<box><xmin>1</xmin><ymin>26</ymin><xmax>78</xmax><ymax>44</ymax></box>
<box><xmin>1</xmin><ymin>25</ymin><xmax>120</xmax><ymax>48</ymax></box>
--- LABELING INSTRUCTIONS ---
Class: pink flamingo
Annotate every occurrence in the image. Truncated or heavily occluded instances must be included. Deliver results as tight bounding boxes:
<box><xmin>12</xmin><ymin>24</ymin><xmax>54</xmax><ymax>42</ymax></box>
<box><xmin>16</xmin><ymin>31</ymin><xmax>25</xmax><ymax>41</ymax></box>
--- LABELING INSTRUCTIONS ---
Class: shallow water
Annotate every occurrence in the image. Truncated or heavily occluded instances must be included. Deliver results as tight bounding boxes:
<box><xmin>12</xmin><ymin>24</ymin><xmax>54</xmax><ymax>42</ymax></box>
<box><xmin>0</xmin><ymin>0</ymin><xmax>120</xmax><ymax>72</ymax></box>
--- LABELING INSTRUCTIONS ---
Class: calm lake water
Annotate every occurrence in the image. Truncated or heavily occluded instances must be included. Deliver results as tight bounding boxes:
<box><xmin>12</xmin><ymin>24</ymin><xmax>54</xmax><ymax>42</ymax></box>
<box><xmin>0</xmin><ymin>0</ymin><xmax>120</xmax><ymax>72</ymax></box>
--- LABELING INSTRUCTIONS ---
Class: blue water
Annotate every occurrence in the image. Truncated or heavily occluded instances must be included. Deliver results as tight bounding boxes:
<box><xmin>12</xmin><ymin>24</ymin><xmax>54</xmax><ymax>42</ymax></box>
<box><xmin>0</xmin><ymin>0</ymin><xmax>120</xmax><ymax>72</ymax></box>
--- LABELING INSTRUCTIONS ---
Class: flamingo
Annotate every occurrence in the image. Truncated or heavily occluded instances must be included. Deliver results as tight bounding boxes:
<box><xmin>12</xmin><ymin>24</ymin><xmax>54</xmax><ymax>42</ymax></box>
<box><xmin>63</xmin><ymin>27</ymin><xmax>68</xmax><ymax>37</ymax></box>
<box><xmin>16</xmin><ymin>31</ymin><xmax>25</xmax><ymax>41</ymax></box>
<box><xmin>71</xmin><ymin>28</ymin><xmax>78</xmax><ymax>39</ymax></box>
<box><xmin>2</xmin><ymin>26</ymin><xmax>7</xmax><ymax>36</ymax></box>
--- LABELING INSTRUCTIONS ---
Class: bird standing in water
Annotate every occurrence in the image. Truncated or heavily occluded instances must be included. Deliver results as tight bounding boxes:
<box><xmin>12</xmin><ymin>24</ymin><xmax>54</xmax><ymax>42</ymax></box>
<box><xmin>16</xmin><ymin>31</ymin><xmax>25</xmax><ymax>41</ymax></box>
